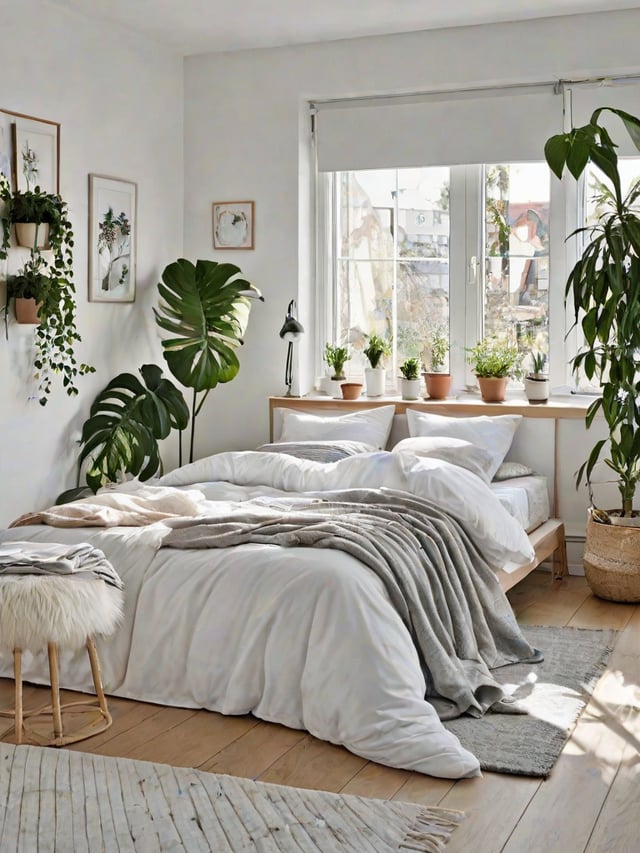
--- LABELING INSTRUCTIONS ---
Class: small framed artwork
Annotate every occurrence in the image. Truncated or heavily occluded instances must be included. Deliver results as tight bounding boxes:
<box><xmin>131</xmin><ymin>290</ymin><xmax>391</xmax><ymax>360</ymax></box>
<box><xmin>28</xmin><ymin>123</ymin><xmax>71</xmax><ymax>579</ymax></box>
<box><xmin>3</xmin><ymin>110</ymin><xmax>60</xmax><ymax>193</ymax></box>
<box><xmin>88</xmin><ymin>174</ymin><xmax>137</xmax><ymax>303</ymax></box>
<box><xmin>212</xmin><ymin>200</ymin><xmax>254</xmax><ymax>249</ymax></box>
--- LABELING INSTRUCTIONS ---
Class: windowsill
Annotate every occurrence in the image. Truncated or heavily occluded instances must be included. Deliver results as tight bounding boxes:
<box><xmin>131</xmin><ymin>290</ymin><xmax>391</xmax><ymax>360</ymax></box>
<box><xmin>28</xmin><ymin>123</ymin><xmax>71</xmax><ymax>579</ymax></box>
<box><xmin>270</xmin><ymin>391</ymin><xmax>593</xmax><ymax>418</ymax></box>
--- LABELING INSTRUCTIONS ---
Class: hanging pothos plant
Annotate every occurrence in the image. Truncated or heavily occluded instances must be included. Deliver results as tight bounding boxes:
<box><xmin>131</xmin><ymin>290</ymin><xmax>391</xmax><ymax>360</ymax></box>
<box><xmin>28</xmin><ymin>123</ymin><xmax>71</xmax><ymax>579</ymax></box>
<box><xmin>0</xmin><ymin>176</ymin><xmax>94</xmax><ymax>404</ymax></box>
<box><xmin>154</xmin><ymin>258</ymin><xmax>263</xmax><ymax>463</ymax></box>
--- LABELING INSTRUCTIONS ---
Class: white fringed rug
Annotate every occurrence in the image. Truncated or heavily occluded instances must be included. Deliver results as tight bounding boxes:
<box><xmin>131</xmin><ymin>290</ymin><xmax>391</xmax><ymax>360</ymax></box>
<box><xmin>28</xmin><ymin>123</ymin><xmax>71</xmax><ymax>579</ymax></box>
<box><xmin>0</xmin><ymin>743</ymin><xmax>464</xmax><ymax>851</ymax></box>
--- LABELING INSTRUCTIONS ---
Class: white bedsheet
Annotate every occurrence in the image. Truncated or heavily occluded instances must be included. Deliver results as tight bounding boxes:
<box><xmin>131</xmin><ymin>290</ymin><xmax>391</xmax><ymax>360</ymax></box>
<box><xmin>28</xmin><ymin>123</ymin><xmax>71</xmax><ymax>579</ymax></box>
<box><xmin>491</xmin><ymin>475</ymin><xmax>550</xmax><ymax>533</ymax></box>
<box><xmin>0</xmin><ymin>450</ymin><xmax>536</xmax><ymax>780</ymax></box>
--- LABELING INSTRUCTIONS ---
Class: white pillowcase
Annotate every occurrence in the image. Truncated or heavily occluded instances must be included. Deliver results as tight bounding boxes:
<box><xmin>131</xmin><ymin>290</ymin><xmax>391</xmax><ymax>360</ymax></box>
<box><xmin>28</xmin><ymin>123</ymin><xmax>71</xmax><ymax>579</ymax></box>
<box><xmin>406</xmin><ymin>410</ymin><xmax>522</xmax><ymax>482</ymax></box>
<box><xmin>493</xmin><ymin>461</ymin><xmax>535</xmax><ymax>481</ymax></box>
<box><xmin>277</xmin><ymin>405</ymin><xmax>395</xmax><ymax>449</ymax></box>
<box><xmin>392</xmin><ymin>436</ymin><xmax>495</xmax><ymax>484</ymax></box>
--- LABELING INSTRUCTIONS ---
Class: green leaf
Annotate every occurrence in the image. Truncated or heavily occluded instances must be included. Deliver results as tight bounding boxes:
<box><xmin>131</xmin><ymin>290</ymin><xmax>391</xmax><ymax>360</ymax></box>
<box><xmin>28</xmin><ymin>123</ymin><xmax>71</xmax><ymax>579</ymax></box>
<box><xmin>544</xmin><ymin>134</ymin><xmax>571</xmax><ymax>180</ymax></box>
<box><xmin>77</xmin><ymin>365</ymin><xmax>188</xmax><ymax>490</ymax></box>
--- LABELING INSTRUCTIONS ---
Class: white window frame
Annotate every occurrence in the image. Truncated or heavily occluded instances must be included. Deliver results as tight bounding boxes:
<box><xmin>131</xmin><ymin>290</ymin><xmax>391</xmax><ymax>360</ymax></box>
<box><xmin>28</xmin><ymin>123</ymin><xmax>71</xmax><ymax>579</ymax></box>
<box><xmin>317</xmin><ymin>163</ymin><xmax>572</xmax><ymax>393</ymax></box>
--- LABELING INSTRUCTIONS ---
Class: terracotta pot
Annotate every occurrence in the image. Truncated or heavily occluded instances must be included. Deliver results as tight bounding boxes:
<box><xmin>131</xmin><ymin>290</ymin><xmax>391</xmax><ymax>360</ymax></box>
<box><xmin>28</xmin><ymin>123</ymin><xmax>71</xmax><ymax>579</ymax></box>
<box><xmin>424</xmin><ymin>372</ymin><xmax>451</xmax><ymax>400</ymax></box>
<box><xmin>14</xmin><ymin>297</ymin><xmax>40</xmax><ymax>324</ymax></box>
<box><xmin>340</xmin><ymin>382</ymin><xmax>363</xmax><ymax>401</ymax></box>
<box><xmin>584</xmin><ymin>509</ymin><xmax>640</xmax><ymax>602</ymax></box>
<box><xmin>477</xmin><ymin>376</ymin><xmax>508</xmax><ymax>403</ymax></box>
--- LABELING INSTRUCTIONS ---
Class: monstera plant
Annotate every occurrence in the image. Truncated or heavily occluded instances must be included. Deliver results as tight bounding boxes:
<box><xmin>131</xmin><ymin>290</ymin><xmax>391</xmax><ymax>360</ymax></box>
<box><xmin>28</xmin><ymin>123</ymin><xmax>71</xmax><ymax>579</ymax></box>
<box><xmin>67</xmin><ymin>364</ymin><xmax>189</xmax><ymax>496</ymax></box>
<box><xmin>154</xmin><ymin>258</ymin><xmax>263</xmax><ymax>462</ymax></box>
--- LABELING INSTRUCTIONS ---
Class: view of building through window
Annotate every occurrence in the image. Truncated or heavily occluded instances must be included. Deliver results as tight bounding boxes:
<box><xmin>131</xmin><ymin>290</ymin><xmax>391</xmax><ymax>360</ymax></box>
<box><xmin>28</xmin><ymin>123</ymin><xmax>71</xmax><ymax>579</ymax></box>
<box><xmin>335</xmin><ymin>168</ymin><xmax>450</xmax><ymax>377</ymax></box>
<box><xmin>332</xmin><ymin>163</ymin><xmax>550</xmax><ymax>382</ymax></box>
<box><xmin>484</xmin><ymin>162</ymin><xmax>550</xmax><ymax>375</ymax></box>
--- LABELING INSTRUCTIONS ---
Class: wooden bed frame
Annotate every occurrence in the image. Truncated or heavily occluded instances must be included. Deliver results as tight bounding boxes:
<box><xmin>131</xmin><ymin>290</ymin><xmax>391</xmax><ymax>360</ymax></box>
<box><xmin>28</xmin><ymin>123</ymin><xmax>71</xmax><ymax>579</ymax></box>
<box><xmin>269</xmin><ymin>395</ymin><xmax>573</xmax><ymax>592</ymax></box>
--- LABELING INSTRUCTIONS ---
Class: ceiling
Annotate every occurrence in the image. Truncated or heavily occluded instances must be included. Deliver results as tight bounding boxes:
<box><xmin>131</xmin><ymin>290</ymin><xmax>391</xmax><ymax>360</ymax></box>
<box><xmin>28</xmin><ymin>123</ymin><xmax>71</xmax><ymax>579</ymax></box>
<box><xmin>52</xmin><ymin>0</ymin><xmax>640</xmax><ymax>55</ymax></box>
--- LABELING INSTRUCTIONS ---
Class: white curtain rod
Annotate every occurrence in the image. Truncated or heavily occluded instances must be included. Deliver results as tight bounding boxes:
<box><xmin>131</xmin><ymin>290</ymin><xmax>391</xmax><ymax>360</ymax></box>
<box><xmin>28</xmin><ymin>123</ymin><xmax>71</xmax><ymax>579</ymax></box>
<box><xmin>310</xmin><ymin>72</ymin><xmax>640</xmax><ymax>112</ymax></box>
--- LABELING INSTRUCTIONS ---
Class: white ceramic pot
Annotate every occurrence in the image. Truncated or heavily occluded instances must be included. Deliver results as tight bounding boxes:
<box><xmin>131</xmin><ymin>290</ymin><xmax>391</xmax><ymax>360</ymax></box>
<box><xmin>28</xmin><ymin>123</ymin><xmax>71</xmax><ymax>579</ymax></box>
<box><xmin>524</xmin><ymin>375</ymin><xmax>549</xmax><ymax>404</ymax></box>
<box><xmin>364</xmin><ymin>367</ymin><xmax>385</xmax><ymax>397</ymax></box>
<box><xmin>400</xmin><ymin>377</ymin><xmax>422</xmax><ymax>400</ymax></box>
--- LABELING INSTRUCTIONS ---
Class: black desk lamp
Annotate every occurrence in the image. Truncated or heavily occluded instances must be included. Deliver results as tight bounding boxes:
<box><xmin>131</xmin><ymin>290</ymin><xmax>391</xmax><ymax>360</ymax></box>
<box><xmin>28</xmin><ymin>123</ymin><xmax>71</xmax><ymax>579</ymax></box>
<box><xmin>279</xmin><ymin>299</ymin><xmax>304</xmax><ymax>396</ymax></box>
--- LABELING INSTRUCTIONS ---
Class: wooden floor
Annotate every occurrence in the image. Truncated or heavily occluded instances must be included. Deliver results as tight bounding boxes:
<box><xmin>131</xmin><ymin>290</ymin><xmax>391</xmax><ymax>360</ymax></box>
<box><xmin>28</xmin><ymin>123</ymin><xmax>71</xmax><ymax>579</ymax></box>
<box><xmin>1</xmin><ymin>572</ymin><xmax>638</xmax><ymax>852</ymax></box>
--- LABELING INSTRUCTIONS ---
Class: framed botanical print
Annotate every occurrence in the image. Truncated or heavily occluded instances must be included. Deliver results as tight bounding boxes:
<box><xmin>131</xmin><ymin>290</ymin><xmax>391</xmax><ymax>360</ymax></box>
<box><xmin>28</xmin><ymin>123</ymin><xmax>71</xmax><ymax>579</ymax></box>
<box><xmin>0</xmin><ymin>109</ymin><xmax>60</xmax><ymax>193</ymax></box>
<box><xmin>88</xmin><ymin>174</ymin><xmax>137</xmax><ymax>302</ymax></box>
<box><xmin>212</xmin><ymin>200</ymin><xmax>254</xmax><ymax>249</ymax></box>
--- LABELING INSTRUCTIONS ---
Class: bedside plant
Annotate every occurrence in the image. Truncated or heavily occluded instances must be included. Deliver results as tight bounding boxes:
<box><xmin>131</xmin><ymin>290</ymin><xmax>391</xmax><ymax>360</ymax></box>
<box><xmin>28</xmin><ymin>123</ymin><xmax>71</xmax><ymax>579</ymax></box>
<box><xmin>544</xmin><ymin>106</ymin><xmax>640</xmax><ymax>600</ymax></box>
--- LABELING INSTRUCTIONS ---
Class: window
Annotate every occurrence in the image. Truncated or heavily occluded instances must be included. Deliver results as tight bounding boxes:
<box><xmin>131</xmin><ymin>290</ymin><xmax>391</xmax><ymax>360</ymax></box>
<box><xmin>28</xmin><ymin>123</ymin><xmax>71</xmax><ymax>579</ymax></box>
<box><xmin>323</xmin><ymin>161</ymin><xmax>550</xmax><ymax>387</ymax></box>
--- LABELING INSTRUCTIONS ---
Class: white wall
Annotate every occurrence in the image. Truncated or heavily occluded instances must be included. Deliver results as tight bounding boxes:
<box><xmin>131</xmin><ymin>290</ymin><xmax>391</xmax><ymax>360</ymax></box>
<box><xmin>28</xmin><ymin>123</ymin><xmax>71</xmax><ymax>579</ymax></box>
<box><xmin>0</xmin><ymin>0</ymin><xmax>184</xmax><ymax>526</ymax></box>
<box><xmin>184</xmin><ymin>8</ymin><xmax>640</xmax><ymax>559</ymax></box>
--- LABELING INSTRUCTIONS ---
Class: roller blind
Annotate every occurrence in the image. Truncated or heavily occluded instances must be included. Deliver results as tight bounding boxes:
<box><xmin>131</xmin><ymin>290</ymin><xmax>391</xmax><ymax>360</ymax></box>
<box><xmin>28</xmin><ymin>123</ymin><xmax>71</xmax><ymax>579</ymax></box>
<box><xmin>568</xmin><ymin>79</ymin><xmax>640</xmax><ymax>157</ymax></box>
<box><xmin>314</xmin><ymin>84</ymin><xmax>563</xmax><ymax>172</ymax></box>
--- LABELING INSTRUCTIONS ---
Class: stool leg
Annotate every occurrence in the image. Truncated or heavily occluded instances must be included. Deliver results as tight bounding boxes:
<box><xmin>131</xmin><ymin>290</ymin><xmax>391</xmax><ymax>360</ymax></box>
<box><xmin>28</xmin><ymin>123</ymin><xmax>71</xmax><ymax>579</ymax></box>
<box><xmin>13</xmin><ymin>648</ymin><xmax>23</xmax><ymax>745</ymax></box>
<box><xmin>86</xmin><ymin>637</ymin><xmax>110</xmax><ymax>720</ymax></box>
<box><xmin>47</xmin><ymin>643</ymin><xmax>63</xmax><ymax>741</ymax></box>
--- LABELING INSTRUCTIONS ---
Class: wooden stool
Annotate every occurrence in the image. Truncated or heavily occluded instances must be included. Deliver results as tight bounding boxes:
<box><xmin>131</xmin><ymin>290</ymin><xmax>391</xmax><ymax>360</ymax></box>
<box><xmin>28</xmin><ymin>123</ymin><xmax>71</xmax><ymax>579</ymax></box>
<box><xmin>0</xmin><ymin>572</ymin><xmax>122</xmax><ymax>747</ymax></box>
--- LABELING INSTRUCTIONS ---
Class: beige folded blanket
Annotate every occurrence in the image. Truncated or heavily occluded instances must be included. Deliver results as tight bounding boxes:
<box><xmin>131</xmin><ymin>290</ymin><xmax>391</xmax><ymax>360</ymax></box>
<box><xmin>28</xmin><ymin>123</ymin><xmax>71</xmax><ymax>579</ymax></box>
<box><xmin>10</xmin><ymin>485</ymin><xmax>207</xmax><ymax>529</ymax></box>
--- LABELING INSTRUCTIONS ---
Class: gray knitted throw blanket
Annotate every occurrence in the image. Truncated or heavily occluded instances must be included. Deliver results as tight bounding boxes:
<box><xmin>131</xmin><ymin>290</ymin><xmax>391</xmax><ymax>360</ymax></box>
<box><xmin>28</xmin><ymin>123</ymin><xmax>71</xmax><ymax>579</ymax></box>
<box><xmin>162</xmin><ymin>488</ymin><xmax>542</xmax><ymax>721</ymax></box>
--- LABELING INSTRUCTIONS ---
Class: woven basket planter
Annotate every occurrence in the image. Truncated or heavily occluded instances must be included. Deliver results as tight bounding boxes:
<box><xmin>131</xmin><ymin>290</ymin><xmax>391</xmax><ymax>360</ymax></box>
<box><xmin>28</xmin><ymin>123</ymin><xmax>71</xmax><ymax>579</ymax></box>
<box><xmin>584</xmin><ymin>509</ymin><xmax>640</xmax><ymax>602</ymax></box>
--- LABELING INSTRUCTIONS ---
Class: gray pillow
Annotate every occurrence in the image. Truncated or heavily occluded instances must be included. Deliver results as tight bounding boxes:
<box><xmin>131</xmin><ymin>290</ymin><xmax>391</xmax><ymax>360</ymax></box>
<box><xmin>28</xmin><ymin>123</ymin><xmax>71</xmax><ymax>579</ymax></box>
<box><xmin>257</xmin><ymin>440</ymin><xmax>375</xmax><ymax>463</ymax></box>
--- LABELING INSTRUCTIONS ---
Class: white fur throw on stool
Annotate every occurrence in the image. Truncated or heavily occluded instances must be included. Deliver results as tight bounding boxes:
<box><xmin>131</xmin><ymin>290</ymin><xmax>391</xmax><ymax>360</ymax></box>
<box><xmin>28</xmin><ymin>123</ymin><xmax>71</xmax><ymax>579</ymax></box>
<box><xmin>0</xmin><ymin>576</ymin><xmax>123</xmax><ymax>653</ymax></box>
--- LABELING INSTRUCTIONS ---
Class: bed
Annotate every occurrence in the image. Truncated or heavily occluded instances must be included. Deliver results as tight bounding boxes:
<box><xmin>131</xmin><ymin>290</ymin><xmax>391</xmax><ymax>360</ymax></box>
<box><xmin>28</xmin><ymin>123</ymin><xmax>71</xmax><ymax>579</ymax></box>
<box><xmin>0</xmin><ymin>400</ymin><xmax>568</xmax><ymax>780</ymax></box>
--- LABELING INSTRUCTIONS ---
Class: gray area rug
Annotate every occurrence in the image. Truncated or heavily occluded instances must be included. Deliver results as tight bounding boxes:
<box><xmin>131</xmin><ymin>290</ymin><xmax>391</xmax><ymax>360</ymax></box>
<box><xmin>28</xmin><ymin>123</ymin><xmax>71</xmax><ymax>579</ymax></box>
<box><xmin>444</xmin><ymin>625</ymin><xmax>617</xmax><ymax>777</ymax></box>
<box><xmin>0</xmin><ymin>743</ymin><xmax>464</xmax><ymax>852</ymax></box>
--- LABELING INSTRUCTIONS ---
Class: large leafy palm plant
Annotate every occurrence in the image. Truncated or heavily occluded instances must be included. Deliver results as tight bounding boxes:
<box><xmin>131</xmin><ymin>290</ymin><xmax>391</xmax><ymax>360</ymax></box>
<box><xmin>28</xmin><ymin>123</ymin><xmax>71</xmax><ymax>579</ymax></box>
<box><xmin>544</xmin><ymin>107</ymin><xmax>640</xmax><ymax>516</ymax></box>
<box><xmin>154</xmin><ymin>258</ymin><xmax>263</xmax><ymax>462</ymax></box>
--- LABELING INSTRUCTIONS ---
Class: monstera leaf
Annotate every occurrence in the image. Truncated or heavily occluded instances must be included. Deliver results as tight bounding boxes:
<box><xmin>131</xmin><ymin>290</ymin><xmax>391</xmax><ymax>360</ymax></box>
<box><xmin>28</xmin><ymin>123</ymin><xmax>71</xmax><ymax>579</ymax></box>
<box><xmin>78</xmin><ymin>364</ymin><xmax>189</xmax><ymax>492</ymax></box>
<box><xmin>154</xmin><ymin>258</ymin><xmax>262</xmax><ymax>392</ymax></box>
<box><xmin>154</xmin><ymin>258</ymin><xmax>262</xmax><ymax>461</ymax></box>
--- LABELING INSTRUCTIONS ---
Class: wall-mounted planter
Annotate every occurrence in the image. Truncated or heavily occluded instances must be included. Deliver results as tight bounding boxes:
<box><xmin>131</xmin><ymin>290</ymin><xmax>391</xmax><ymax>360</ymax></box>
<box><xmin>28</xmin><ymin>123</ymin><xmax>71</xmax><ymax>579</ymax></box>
<box><xmin>15</xmin><ymin>222</ymin><xmax>50</xmax><ymax>250</ymax></box>
<box><xmin>14</xmin><ymin>297</ymin><xmax>40</xmax><ymax>324</ymax></box>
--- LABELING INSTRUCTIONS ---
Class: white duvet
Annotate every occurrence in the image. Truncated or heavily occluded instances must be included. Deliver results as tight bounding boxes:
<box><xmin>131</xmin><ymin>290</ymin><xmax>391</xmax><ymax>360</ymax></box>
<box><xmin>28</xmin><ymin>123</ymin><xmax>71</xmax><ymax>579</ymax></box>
<box><xmin>0</xmin><ymin>450</ymin><xmax>535</xmax><ymax>779</ymax></box>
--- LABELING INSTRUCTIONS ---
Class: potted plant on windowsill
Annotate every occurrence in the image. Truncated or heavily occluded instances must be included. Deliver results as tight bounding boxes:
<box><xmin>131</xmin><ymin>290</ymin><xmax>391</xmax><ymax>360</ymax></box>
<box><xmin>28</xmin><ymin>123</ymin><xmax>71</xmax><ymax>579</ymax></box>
<box><xmin>467</xmin><ymin>335</ymin><xmax>522</xmax><ymax>403</ymax></box>
<box><xmin>544</xmin><ymin>106</ymin><xmax>640</xmax><ymax>601</ymax></box>
<box><xmin>423</xmin><ymin>324</ymin><xmax>451</xmax><ymax>400</ymax></box>
<box><xmin>323</xmin><ymin>343</ymin><xmax>350</xmax><ymax>397</ymax></box>
<box><xmin>363</xmin><ymin>332</ymin><xmax>391</xmax><ymax>397</ymax></box>
<box><xmin>399</xmin><ymin>357</ymin><xmax>421</xmax><ymax>400</ymax></box>
<box><xmin>524</xmin><ymin>351</ymin><xmax>549</xmax><ymax>404</ymax></box>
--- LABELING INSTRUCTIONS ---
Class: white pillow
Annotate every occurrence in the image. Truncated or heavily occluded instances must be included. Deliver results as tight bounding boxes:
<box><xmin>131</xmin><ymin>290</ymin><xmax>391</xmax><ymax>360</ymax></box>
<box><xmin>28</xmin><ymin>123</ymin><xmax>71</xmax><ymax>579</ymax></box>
<box><xmin>277</xmin><ymin>406</ymin><xmax>395</xmax><ymax>449</ymax></box>
<box><xmin>406</xmin><ymin>410</ymin><xmax>522</xmax><ymax>481</ymax></box>
<box><xmin>392</xmin><ymin>436</ymin><xmax>495</xmax><ymax>484</ymax></box>
<box><xmin>493</xmin><ymin>461</ymin><xmax>535</xmax><ymax>481</ymax></box>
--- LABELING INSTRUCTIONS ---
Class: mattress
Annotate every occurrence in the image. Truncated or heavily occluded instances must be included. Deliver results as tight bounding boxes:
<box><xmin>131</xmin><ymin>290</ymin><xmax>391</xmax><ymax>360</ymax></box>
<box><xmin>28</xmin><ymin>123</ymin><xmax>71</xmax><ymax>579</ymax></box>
<box><xmin>490</xmin><ymin>475</ymin><xmax>550</xmax><ymax>533</ymax></box>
